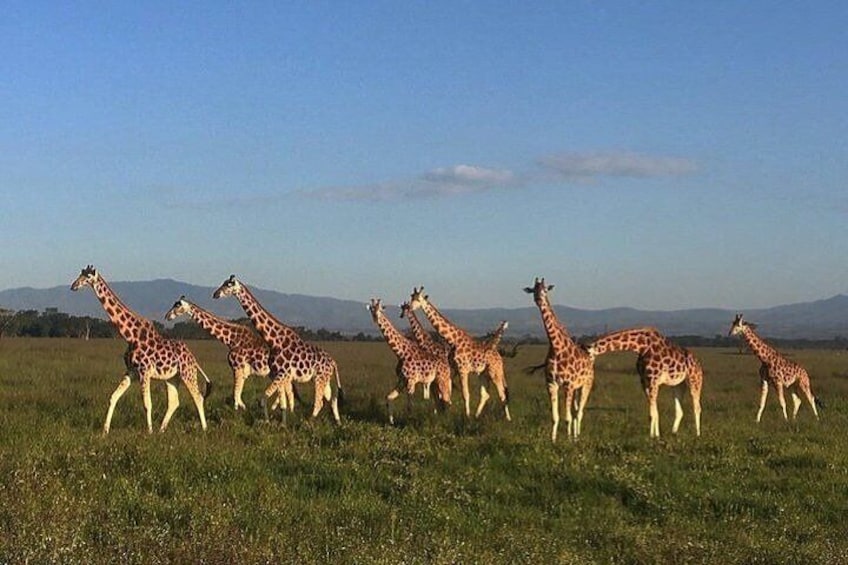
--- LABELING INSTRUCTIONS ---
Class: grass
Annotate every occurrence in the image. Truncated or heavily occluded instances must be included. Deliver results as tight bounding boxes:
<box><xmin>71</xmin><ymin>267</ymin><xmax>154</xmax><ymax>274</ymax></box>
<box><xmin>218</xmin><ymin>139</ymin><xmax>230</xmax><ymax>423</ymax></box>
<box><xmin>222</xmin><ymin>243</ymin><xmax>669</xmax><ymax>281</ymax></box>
<box><xmin>1</xmin><ymin>338</ymin><xmax>847</xmax><ymax>563</ymax></box>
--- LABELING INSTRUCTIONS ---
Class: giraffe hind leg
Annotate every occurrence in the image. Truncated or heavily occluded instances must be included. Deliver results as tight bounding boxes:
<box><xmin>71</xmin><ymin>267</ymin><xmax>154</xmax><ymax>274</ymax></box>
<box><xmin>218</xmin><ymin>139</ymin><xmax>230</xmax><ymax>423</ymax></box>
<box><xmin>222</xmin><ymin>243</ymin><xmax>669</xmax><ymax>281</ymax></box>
<box><xmin>183</xmin><ymin>373</ymin><xmax>208</xmax><ymax>431</ymax></box>
<box><xmin>103</xmin><ymin>375</ymin><xmax>131</xmax><ymax>435</ymax></box>
<box><xmin>159</xmin><ymin>380</ymin><xmax>180</xmax><ymax>432</ymax></box>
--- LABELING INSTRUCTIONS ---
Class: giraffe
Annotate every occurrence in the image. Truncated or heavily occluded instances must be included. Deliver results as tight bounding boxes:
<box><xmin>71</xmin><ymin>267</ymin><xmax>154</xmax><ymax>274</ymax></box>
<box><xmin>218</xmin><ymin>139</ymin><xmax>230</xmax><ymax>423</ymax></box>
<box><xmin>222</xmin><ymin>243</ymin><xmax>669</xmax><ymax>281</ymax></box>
<box><xmin>586</xmin><ymin>327</ymin><xmax>703</xmax><ymax>437</ymax></box>
<box><xmin>164</xmin><ymin>296</ymin><xmax>295</xmax><ymax>412</ymax></box>
<box><xmin>408</xmin><ymin>287</ymin><xmax>511</xmax><ymax>421</ymax></box>
<box><xmin>399</xmin><ymin>300</ymin><xmax>451</xmax><ymax>364</ymax></box>
<box><xmin>524</xmin><ymin>278</ymin><xmax>594</xmax><ymax>441</ymax></box>
<box><xmin>729</xmin><ymin>314</ymin><xmax>820</xmax><ymax>422</ymax></box>
<box><xmin>70</xmin><ymin>266</ymin><xmax>211</xmax><ymax>434</ymax></box>
<box><xmin>483</xmin><ymin>320</ymin><xmax>509</xmax><ymax>350</ymax></box>
<box><xmin>368</xmin><ymin>298</ymin><xmax>451</xmax><ymax>423</ymax></box>
<box><xmin>212</xmin><ymin>275</ymin><xmax>342</xmax><ymax>423</ymax></box>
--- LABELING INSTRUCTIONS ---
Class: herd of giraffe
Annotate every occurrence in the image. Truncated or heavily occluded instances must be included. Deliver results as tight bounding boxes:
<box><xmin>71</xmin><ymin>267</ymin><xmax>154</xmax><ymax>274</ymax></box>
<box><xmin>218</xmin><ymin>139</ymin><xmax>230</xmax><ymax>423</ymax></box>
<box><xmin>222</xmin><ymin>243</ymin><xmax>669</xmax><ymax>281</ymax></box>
<box><xmin>69</xmin><ymin>267</ymin><xmax>821</xmax><ymax>441</ymax></box>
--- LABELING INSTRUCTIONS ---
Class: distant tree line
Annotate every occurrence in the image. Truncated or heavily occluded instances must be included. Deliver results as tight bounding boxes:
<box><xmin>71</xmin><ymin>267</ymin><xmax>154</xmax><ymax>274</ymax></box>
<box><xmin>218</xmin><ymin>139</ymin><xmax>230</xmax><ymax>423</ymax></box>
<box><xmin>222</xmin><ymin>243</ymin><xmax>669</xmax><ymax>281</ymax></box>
<box><xmin>2</xmin><ymin>309</ymin><xmax>847</xmax><ymax>349</ymax></box>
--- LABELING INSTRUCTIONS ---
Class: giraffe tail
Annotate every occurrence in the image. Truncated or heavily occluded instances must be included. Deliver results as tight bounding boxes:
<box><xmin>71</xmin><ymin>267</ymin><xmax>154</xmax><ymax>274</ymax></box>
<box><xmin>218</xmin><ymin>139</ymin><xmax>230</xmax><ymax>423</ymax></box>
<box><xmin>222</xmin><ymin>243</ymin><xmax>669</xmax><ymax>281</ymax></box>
<box><xmin>197</xmin><ymin>364</ymin><xmax>213</xmax><ymax>399</ymax></box>
<box><xmin>815</xmin><ymin>396</ymin><xmax>825</xmax><ymax>410</ymax></box>
<box><xmin>334</xmin><ymin>362</ymin><xmax>345</xmax><ymax>406</ymax></box>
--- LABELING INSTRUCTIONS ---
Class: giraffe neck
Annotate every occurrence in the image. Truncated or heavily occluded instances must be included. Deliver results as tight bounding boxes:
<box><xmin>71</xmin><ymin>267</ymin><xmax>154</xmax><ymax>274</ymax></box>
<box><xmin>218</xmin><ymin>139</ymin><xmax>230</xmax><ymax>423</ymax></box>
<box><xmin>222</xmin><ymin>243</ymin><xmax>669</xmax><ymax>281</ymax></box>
<box><xmin>187</xmin><ymin>303</ymin><xmax>259</xmax><ymax>349</ymax></box>
<box><xmin>91</xmin><ymin>278</ymin><xmax>156</xmax><ymax>344</ymax></box>
<box><xmin>233</xmin><ymin>285</ymin><xmax>298</xmax><ymax>345</ymax></box>
<box><xmin>375</xmin><ymin>310</ymin><xmax>415</xmax><ymax>358</ymax></box>
<box><xmin>591</xmin><ymin>327</ymin><xmax>661</xmax><ymax>355</ymax></box>
<box><xmin>741</xmin><ymin>327</ymin><xmax>780</xmax><ymax>364</ymax></box>
<box><xmin>405</xmin><ymin>309</ymin><xmax>439</xmax><ymax>351</ymax></box>
<box><xmin>484</xmin><ymin>322</ymin><xmax>508</xmax><ymax>350</ymax></box>
<box><xmin>537</xmin><ymin>294</ymin><xmax>570</xmax><ymax>343</ymax></box>
<box><xmin>421</xmin><ymin>301</ymin><xmax>470</xmax><ymax>347</ymax></box>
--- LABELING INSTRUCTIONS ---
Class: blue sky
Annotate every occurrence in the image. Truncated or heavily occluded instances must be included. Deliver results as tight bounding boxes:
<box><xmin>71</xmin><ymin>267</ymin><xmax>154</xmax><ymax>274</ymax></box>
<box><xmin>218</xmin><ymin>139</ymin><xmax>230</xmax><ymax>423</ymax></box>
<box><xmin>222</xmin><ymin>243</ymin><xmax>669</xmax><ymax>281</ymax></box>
<box><xmin>2</xmin><ymin>2</ymin><xmax>846</xmax><ymax>310</ymax></box>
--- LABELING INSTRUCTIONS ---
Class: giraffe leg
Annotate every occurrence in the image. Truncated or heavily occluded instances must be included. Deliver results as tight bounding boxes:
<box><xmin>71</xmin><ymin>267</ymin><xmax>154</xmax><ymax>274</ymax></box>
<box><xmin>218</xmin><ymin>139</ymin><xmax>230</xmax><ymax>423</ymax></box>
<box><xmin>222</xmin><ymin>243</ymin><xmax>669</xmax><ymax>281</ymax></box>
<box><xmin>184</xmin><ymin>377</ymin><xmax>208</xmax><ymax>432</ymax></box>
<box><xmin>487</xmin><ymin>361</ymin><xmax>511</xmax><ymax>422</ymax></box>
<box><xmin>103</xmin><ymin>375</ymin><xmax>131</xmax><ymax>435</ymax></box>
<box><xmin>671</xmin><ymin>384</ymin><xmax>685</xmax><ymax>434</ymax></box>
<box><xmin>575</xmin><ymin>380</ymin><xmax>592</xmax><ymax>437</ymax></box>
<box><xmin>689</xmin><ymin>379</ymin><xmax>702</xmax><ymax>437</ymax></box>
<box><xmin>799</xmin><ymin>377</ymin><xmax>819</xmax><ymax>419</ymax></box>
<box><xmin>285</xmin><ymin>381</ymin><xmax>295</xmax><ymax>414</ymax></box>
<box><xmin>232</xmin><ymin>366</ymin><xmax>249</xmax><ymax>410</ymax></box>
<box><xmin>646</xmin><ymin>383</ymin><xmax>660</xmax><ymax>438</ymax></box>
<box><xmin>459</xmin><ymin>370</ymin><xmax>471</xmax><ymax>417</ymax></box>
<box><xmin>756</xmin><ymin>381</ymin><xmax>769</xmax><ymax>423</ymax></box>
<box><xmin>563</xmin><ymin>386</ymin><xmax>575</xmax><ymax>439</ymax></box>
<box><xmin>475</xmin><ymin>375</ymin><xmax>491</xmax><ymax>419</ymax></box>
<box><xmin>548</xmin><ymin>381</ymin><xmax>560</xmax><ymax>443</ymax></box>
<box><xmin>311</xmin><ymin>378</ymin><xmax>327</xmax><ymax>418</ymax></box>
<box><xmin>776</xmin><ymin>384</ymin><xmax>788</xmax><ymax>421</ymax></box>
<box><xmin>262</xmin><ymin>378</ymin><xmax>284</xmax><ymax>421</ymax></box>
<box><xmin>386</xmin><ymin>388</ymin><xmax>400</xmax><ymax>425</ymax></box>
<box><xmin>141</xmin><ymin>376</ymin><xmax>154</xmax><ymax>434</ymax></box>
<box><xmin>791</xmin><ymin>391</ymin><xmax>802</xmax><ymax>419</ymax></box>
<box><xmin>159</xmin><ymin>380</ymin><xmax>180</xmax><ymax>432</ymax></box>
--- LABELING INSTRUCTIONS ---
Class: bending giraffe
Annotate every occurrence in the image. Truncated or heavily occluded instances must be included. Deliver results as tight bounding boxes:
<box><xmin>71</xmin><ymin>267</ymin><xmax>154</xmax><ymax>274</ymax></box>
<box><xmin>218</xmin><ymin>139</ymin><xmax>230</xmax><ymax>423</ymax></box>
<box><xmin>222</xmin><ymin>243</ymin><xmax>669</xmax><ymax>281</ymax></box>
<box><xmin>729</xmin><ymin>314</ymin><xmax>820</xmax><ymax>422</ymax></box>
<box><xmin>70</xmin><ymin>266</ymin><xmax>211</xmax><ymax>434</ymax></box>
<box><xmin>408</xmin><ymin>287</ymin><xmax>510</xmax><ymax>421</ymax></box>
<box><xmin>213</xmin><ymin>275</ymin><xmax>342</xmax><ymax>423</ymax></box>
<box><xmin>368</xmin><ymin>298</ymin><xmax>451</xmax><ymax>424</ymax></box>
<box><xmin>587</xmin><ymin>327</ymin><xmax>703</xmax><ymax>438</ymax></box>
<box><xmin>524</xmin><ymin>278</ymin><xmax>594</xmax><ymax>441</ymax></box>
<box><xmin>164</xmin><ymin>296</ymin><xmax>296</xmax><ymax>412</ymax></box>
<box><xmin>400</xmin><ymin>300</ymin><xmax>451</xmax><ymax>365</ymax></box>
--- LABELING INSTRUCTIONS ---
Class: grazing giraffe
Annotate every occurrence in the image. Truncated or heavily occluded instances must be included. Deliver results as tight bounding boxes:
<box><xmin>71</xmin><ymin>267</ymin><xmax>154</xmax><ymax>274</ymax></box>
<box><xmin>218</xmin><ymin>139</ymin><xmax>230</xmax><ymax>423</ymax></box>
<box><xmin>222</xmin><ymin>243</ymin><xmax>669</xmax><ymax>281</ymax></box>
<box><xmin>408</xmin><ymin>287</ymin><xmax>511</xmax><ymax>421</ymax></box>
<box><xmin>212</xmin><ymin>275</ymin><xmax>342</xmax><ymax>423</ymax></box>
<box><xmin>523</xmin><ymin>278</ymin><xmax>594</xmax><ymax>442</ymax></box>
<box><xmin>164</xmin><ymin>296</ymin><xmax>295</xmax><ymax>412</ymax></box>
<box><xmin>70</xmin><ymin>266</ymin><xmax>211</xmax><ymax>434</ymax></box>
<box><xmin>729</xmin><ymin>314</ymin><xmax>820</xmax><ymax>422</ymax></box>
<box><xmin>368</xmin><ymin>298</ymin><xmax>451</xmax><ymax>424</ymax></box>
<box><xmin>587</xmin><ymin>327</ymin><xmax>703</xmax><ymax>437</ymax></box>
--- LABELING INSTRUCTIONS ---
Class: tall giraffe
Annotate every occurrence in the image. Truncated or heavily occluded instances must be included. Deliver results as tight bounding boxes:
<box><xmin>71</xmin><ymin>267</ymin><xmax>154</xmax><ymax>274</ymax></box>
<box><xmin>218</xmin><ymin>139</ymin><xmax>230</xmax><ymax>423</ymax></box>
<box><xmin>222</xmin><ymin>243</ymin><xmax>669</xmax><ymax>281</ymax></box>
<box><xmin>164</xmin><ymin>296</ymin><xmax>295</xmax><ymax>412</ymax></box>
<box><xmin>729</xmin><ymin>314</ymin><xmax>820</xmax><ymax>422</ymax></box>
<box><xmin>213</xmin><ymin>275</ymin><xmax>342</xmax><ymax>423</ymax></box>
<box><xmin>368</xmin><ymin>298</ymin><xmax>451</xmax><ymax>423</ymax></box>
<box><xmin>70</xmin><ymin>266</ymin><xmax>211</xmax><ymax>434</ymax></box>
<box><xmin>399</xmin><ymin>300</ymin><xmax>451</xmax><ymax>364</ymax></box>
<box><xmin>587</xmin><ymin>327</ymin><xmax>703</xmax><ymax>437</ymax></box>
<box><xmin>523</xmin><ymin>278</ymin><xmax>594</xmax><ymax>441</ymax></box>
<box><xmin>408</xmin><ymin>287</ymin><xmax>511</xmax><ymax>421</ymax></box>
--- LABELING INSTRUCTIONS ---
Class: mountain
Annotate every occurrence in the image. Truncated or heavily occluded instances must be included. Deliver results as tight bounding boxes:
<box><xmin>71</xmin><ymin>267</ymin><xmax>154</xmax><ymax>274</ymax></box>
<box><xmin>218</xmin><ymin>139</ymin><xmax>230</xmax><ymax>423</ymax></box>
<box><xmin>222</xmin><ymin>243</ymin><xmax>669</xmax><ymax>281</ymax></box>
<box><xmin>1</xmin><ymin>279</ymin><xmax>847</xmax><ymax>339</ymax></box>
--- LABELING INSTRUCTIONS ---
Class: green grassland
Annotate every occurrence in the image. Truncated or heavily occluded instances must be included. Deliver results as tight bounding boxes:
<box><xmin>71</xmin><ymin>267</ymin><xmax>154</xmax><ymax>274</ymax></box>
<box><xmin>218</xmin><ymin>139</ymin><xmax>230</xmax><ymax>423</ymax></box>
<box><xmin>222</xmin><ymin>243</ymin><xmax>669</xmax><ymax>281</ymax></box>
<box><xmin>1</xmin><ymin>338</ymin><xmax>847</xmax><ymax>564</ymax></box>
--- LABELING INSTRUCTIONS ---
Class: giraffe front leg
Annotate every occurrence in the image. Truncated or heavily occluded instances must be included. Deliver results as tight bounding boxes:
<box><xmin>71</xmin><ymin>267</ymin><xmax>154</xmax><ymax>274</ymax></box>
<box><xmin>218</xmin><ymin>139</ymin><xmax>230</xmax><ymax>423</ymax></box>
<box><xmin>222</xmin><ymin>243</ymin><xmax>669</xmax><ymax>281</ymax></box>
<box><xmin>776</xmin><ymin>384</ymin><xmax>788</xmax><ymax>421</ymax></box>
<box><xmin>141</xmin><ymin>376</ymin><xmax>154</xmax><ymax>434</ymax></box>
<box><xmin>575</xmin><ymin>381</ymin><xmax>592</xmax><ymax>437</ymax></box>
<box><xmin>103</xmin><ymin>375</ymin><xmax>131</xmax><ymax>435</ymax></box>
<box><xmin>475</xmin><ymin>375</ymin><xmax>491</xmax><ymax>419</ymax></box>
<box><xmin>791</xmin><ymin>391</ymin><xmax>802</xmax><ymax>419</ymax></box>
<box><xmin>262</xmin><ymin>378</ymin><xmax>283</xmax><ymax>422</ymax></box>
<box><xmin>672</xmin><ymin>384</ymin><xmax>685</xmax><ymax>434</ymax></box>
<box><xmin>646</xmin><ymin>384</ymin><xmax>660</xmax><ymax>438</ymax></box>
<box><xmin>756</xmin><ymin>381</ymin><xmax>769</xmax><ymax>423</ymax></box>
<box><xmin>159</xmin><ymin>380</ymin><xmax>180</xmax><ymax>432</ymax></box>
<box><xmin>548</xmin><ymin>381</ymin><xmax>560</xmax><ymax>443</ymax></box>
<box><xmin>232</xmin><ymin>367</ymin><xmax>248</xmax><ymax>410</ymax></box>
<box><xmin>459</xmin><ymin>370</ymin><xmax>471</xmax><ymax>418</ymax></box>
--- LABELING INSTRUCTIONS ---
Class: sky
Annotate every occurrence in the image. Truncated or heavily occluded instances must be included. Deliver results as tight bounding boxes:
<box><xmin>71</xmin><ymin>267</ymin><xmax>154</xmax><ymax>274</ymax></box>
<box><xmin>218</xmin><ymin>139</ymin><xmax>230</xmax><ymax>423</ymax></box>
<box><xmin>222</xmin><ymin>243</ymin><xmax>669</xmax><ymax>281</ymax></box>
<box><xmin>2</xmin><ymin>2</ymin><xmax>846</xmax><ymax>311</ymax></box>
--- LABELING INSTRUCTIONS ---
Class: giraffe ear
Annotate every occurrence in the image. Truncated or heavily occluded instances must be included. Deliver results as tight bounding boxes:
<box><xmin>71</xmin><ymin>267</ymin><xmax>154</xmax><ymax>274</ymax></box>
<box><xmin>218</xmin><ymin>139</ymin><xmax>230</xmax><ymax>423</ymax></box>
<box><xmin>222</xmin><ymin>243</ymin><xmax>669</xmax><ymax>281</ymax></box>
<box><xmin>523</xmin><ymin>287</ymin><xmax>534</xmax><ymax>294</ymax></box>
<box><xmin>547</xmin><ymin>285</ymin><xmax>555</xmax><ymax>291</ymax></box>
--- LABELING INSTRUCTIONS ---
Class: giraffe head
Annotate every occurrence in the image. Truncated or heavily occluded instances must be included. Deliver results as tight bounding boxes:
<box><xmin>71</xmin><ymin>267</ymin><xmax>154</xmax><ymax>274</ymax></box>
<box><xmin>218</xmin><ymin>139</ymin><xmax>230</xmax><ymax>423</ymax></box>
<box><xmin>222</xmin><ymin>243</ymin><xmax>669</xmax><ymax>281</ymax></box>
<box><xmin>213</xmin><ymin>275</ymin><xmax>242</xmax><ymax>300</ymax></box>
<box><xmin>165</xmin><ymin>295</ymin><xmax>193</xmax><ymax>321</ymax></box>
<box><xmin>399</xmin><ymin>301</ymin><xmax>412</xmax><ymax>319</ymax></box>
<box><xmin>367</xmin><ymin>298</ymin><xmax>384</xmax><ymax>322</ymax></box>
<box><xmin>729</xmin><ymin>313</ymin><xmax>757</xmax><ymax>336</ymax></box>
<box><xmin>71</xmin><ymin>265</ymin><xmax>99</xmax><ymax>291</ymax></box>
<box><xmin>523</xmin><ymin>277</ymin><xmax>554</xmax><ymax>306</ymax></box>
<box><xmin>407</xmin><ymin>287</ymin><xmax>429</xmax><ymax>311</ymax></box>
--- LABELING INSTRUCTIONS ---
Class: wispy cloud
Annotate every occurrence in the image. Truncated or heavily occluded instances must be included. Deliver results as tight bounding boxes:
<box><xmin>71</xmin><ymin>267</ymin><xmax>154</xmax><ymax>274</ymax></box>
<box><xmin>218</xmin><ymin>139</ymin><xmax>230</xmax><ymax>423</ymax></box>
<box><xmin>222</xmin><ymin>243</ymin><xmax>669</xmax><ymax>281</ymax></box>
<box><xmin>300</xmin><ymin>150</ymin><xmax>698</xmax><ymax>202</ymax></box>
<box><xmin>537</xmin><ymin>151</ymin><xmax>698</xmax><ymax>181</ymax></box>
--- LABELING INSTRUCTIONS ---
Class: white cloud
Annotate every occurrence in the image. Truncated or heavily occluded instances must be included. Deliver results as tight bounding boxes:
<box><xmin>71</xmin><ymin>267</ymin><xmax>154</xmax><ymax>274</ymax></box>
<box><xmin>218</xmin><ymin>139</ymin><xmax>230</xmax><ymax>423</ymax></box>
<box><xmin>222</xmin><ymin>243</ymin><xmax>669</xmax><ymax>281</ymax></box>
<box><xmin>422</xmin><ymin>165</ymin><xmax>515</xmax><ymax>186</ymax></box>
<box><xmin>538</xmin><ymin>151</ymin><xmax>697</xmax><ymax>180</ymax></box>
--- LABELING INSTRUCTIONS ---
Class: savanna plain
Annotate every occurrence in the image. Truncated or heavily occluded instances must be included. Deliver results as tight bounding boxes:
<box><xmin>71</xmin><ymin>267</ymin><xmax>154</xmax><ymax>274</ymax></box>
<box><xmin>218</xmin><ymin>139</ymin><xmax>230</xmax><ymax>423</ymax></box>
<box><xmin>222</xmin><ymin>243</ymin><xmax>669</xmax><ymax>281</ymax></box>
<box><xmin>1</xmin><ymin>338</ymin><xmax>847</xmax><ymax>564</ymax></box>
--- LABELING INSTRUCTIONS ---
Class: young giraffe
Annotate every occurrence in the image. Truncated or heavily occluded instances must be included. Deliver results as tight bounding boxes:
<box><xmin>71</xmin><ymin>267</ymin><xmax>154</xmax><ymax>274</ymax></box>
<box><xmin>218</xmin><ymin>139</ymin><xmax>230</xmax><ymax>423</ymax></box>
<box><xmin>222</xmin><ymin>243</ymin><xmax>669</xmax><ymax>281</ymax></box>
<box><xmin>368</xmin><ymin>298</ymin><xmax>451</xmax><ymax>423</ymax></box>
<box><xmin>524</xmin><ymin>278</ymin><xmax>594</xmax><ymax>441</ymax></box>
<box><xmin>213</xmin><ymin>275</ymin><xmax>342</xmax><ymax>423</ymax></box>
<box><xmin>70</xmin><ymin>266</ymin><xmax>211</xmax><ymax>434</ymax></box>
<box><xmin>164</xmin><ymin>296</ymin><xmax>295</xmax><ymax>412</ymax></box>
<box><xmin>729</xmin><ymin>314</ymin><xmax>820</xmax><ymax>423</ymax></box>
<box><xmin>408</xmin><ymin>287</ymin><xmax>511</xmax><ymax>421</ymax></box>
<box><xmin>587</xmin><ymin>327</ymin><xmax>703</xmax><ymax>438</ymax></box>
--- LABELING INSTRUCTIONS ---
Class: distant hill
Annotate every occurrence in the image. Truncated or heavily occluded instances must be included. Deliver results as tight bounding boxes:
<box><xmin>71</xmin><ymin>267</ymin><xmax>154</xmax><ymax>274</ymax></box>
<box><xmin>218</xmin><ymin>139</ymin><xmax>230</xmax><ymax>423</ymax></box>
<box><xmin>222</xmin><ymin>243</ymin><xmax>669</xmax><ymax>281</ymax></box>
<box><xmin>1</xmin><ymin>279</ymin><xmax>847</xmax><ymax>339</ymax></box>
